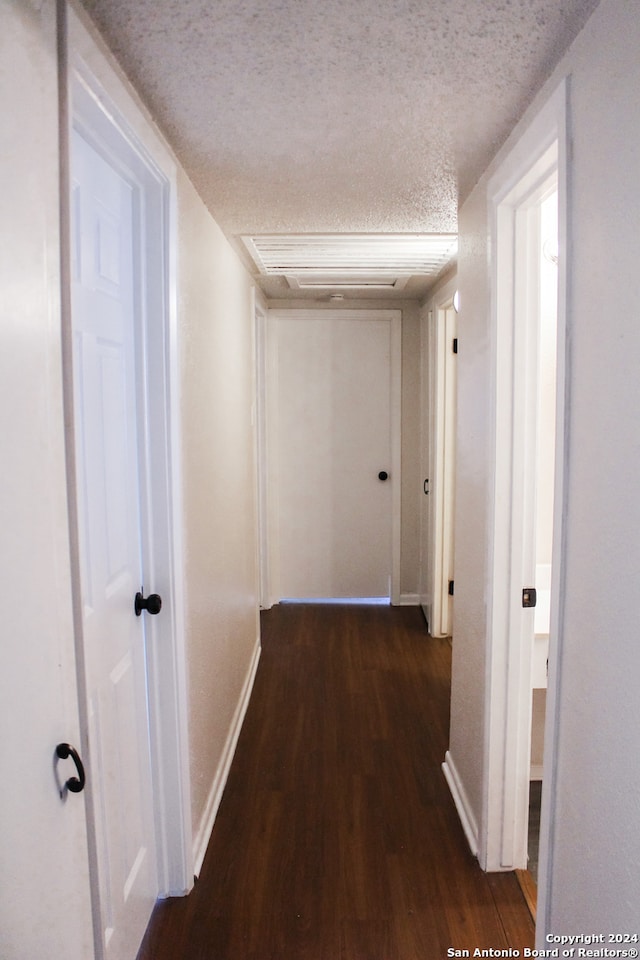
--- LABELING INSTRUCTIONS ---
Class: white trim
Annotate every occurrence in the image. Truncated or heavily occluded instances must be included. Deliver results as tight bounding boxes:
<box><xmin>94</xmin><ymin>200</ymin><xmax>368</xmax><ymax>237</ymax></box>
<box><xmin>442</xmin><ymin>752</ymin><xmax>479</xmax><ymax>856</ymax></box>
<box><xmin>418</xmin><ymin>304</ymin><xmax>432</xmax><ymax>621</ymax></box>
<box><xmin>536</xmin><ymin>80</ymin><xmax>571</xmax><ymax>942</ymax></box>
<box><xmin>389</xmin><ymin>312</ymin><xmax>402</xmax><ymax>605</ymax></box>
<box><xmin>254</xmin><ymin>296</ymin><xmax>271</xmax><ymax>609</ymax></box>
<box><xmin>399</xmin><ymin>593</ymin><xmax>420</xmax><ymax>606</ymax></box>
<box><xmin>265</xmin><ymin>308</ymin><xmax>402</xmax><ymax>605</ymax></box>
<box><xmin>66</xmin><ymin>5</ymin><xmax>192</xmax><ymax>908</ymax></box>
<box><xmin>192</xmin><ymin>638</ymin><xmax>262</xmax><ymax>876</ymax></box>
<box><xmin>419</xmin><ymin>276</ymin><xmax>459</xmax><ymax>634</ymax></box>
<box><xmin>432</xmin><ymin>285</ymin><xmax>458</xmax><ymax>638</ymax></box>
<box><xmin>482</xmin><ymin>79</ymin><xmax>568</xmax><ymax>874</ymax></box>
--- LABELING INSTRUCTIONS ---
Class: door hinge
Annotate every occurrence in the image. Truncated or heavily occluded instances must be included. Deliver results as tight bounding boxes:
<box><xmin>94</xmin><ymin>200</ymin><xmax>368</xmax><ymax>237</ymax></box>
<box><xmin>448</xmin><ymin>580</ymin><xmax>455</xmax><ymax>596</ymax></box>
<box><xmin>452</xmin><ymin>337</ymin><xmax>458</xmax><ymax>354</ymax></box>
<box><xmin>522</xmin><ymin>587</ymin><xmax>537</xmax><ymax>608</ymax></box>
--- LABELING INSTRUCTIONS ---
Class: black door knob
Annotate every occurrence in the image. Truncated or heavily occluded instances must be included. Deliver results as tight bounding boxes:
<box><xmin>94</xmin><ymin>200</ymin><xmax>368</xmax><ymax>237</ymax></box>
<box><xmin>135</xmin><ymin>590</ymin><xmax>162</xmax><ymax>616</ymax></box>
<box><xmin>56</xmin><ymin>742</ymin><xmax>86</xmax><ymax>794</ymax></box>
<box><xmin>378</xmin><ymin>471</ymin><xmax>389</xmax><ymax>481</ymax></box>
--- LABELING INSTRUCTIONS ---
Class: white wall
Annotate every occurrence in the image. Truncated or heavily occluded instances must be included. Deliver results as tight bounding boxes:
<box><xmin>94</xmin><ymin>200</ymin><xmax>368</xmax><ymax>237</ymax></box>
<box><xmin>450</xmin><ymin>0</ymin><xmax>640</xmax><ymax>935</ymax></box>
<box><xmin>177</xmin><ymin>170</ymin><xmax>260</xmax><ymax>861</ymax></box>
<box><xmin>539</xmin><ymin>0</ymin><xmax>640</xmax><ymax>933</ymax></box>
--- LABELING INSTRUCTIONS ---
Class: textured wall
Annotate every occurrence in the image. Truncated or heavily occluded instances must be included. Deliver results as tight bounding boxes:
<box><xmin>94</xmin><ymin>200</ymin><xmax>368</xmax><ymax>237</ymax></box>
<box><xmin>451</xmin><ymin>0</ymin><xmax>640</xmax><ymax>936</ymax></box>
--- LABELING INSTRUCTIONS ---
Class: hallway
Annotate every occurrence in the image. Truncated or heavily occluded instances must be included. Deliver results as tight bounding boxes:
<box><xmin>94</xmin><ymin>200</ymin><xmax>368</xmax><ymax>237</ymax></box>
<box><xmin>137</xmin><ymin>604</ymin><xmax>534</xmax><ymax>959</ymax></box>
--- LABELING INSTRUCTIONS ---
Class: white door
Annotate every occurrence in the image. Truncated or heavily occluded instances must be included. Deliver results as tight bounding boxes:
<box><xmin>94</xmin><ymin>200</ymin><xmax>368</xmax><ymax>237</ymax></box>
<box><xmin>268</xmin><ymin>311</ymin><xmax>400</xmax><ymax>602</ymax></box>
<box><xmin>0</xmin><ymin>5</ymin><xmax>94</xmax><ymax>956</ymax></box>
<box><xmin>423</xmin><ymin>298</ymin><xmax>457</xmax><ymax>637</ymax></box>
<box><xmin>71</xmin><ymin>128</ymin><xmax>157</xmax><ymax>958</ymax></box>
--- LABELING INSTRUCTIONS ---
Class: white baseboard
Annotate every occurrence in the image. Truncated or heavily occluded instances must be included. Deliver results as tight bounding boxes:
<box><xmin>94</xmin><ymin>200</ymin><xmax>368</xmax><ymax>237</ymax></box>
<box><xmin>442</xmin><ymin>750</ymin><xmax>479</xmax><ymax>857</ymax></box>
<box><xmin>399</xmin><ymin>593</ymin><xmax>420</xmax><ymax>606</ymax></box>
<box><xmin>192</xmin><ymin>636</ymin><xmax>261</xmax><ymax>876</ymax></box>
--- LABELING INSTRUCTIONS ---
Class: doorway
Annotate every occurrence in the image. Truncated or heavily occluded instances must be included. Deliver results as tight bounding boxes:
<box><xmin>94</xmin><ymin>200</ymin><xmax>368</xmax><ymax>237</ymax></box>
<box><xmin>483</xmin><ymin>81</ymin><xmax>568</xmax><ymax>884</ymax></box>
<box><xmin>64</xmin><ymin>16</ymin><xmax>192</xmax><ymax>957</ymax></box>
<box><xmin>264</xmin><ymin>309</ymin><xmax>401</xmax><ymax>605</ymax></box>
<box><xmin>420</xmin><ymin>283</ymin><xmax>458</xmax><ymax>637</ymax></box>
<box><xmin>526</xmin><ymin>188</ymin><xmax>558</xmax><ymax>891</ymax></box>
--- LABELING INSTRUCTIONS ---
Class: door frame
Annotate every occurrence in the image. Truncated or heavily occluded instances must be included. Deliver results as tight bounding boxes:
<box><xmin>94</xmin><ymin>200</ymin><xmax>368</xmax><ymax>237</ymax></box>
<box><xmin>60</xmin><ymin>7</ymin><xmax>193</xmax><ymax>944</ymax></box>
<box><xmin>483</xmin><ymin>79</ymin><xmax>569</xmax><ymax>875</ymax></box>
<box><xmin>421</xmin><ymin>278</ymin><xmax>458</xmax><ymax>637</ymax></box>
<box><xmin>254</xmin><ymin>295</ymin><xmax>271</xmax><ymax>609</ymax></box>
<box><xmin>263</xmin><ymin>308</ymin><xmax>402</xmax><ymax>606</ymax></box>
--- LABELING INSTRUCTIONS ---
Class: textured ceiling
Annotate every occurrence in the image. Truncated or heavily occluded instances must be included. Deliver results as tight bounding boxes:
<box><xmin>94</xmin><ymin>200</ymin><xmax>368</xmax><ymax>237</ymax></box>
<box><xmin>80</xmin><ymin>0</ymin><xmax>600</xmax><ymax>298</ymax></box>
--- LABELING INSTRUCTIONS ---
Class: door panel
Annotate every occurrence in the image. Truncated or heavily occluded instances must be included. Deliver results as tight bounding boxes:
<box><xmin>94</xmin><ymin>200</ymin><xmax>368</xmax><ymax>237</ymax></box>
<box><xmin>420</xmin><ymin>294</ymin><xmax>457</xmax><ymax>637</ymax></box>
<box><xmin>0</xmin><ymin>4</ymin><xmax>94</xmax><ymax>956</ymax></box>
<box><xmin>72</xmin><ymin>128</ymin><xmax>157</xmax><ymax>958</ymax></box>
<box><xmin>270</xmin><ymin>314</ymin><xmax>395</xmax><ymax>600</ymax></box>
<box><xmin>436</xmin><ymin>304</ymin><xmax>457</xmax><ymax>637</ymax></box>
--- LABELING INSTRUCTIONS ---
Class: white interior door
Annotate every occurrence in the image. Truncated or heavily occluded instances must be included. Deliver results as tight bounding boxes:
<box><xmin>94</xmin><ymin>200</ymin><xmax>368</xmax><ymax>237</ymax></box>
<box><xmin>71</xmin><ymin>128</ymin><xmax>157</xmax><ymax>958</ymax></box>
<box><xmin>432</xmin><ymin>301</ymin><xmax>457</xmax><ymax>637</ymax></box>
<box><xmin>0</xmin><ymin>5</ymin><xmax>94</xmax><ymax>956</ymax></box>
<box><xmin>418</xmin><ymin>307</ymin><xmax>433</xmax><ymax>618</ymax></box>
<box><xmin>268</xmin><ymin>310</ymin><xmax>400</xmax><ymax>602</ymax></box>
<box><xmin>419</xmin><ymin>286</ymin><xmax>457</xmax><ymax>637</ymax></box>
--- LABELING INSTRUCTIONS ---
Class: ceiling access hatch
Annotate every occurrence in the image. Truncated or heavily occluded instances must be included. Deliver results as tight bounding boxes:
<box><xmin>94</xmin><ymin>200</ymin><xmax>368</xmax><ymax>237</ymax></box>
<box><xmin>286</xmin><ymin>275</ymin><xmax>410</xmax><ymax>291</ymax></box>
<box><xmin>241</xmin><ymin>234</ymin><xmax>458</xmax><ymax>291</ymax></box>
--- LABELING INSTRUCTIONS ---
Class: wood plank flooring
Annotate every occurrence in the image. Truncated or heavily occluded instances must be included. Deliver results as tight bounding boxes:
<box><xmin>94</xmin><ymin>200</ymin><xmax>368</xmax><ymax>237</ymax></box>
<box><xmin>137</xmin><ymin>603</ymin><xmax>534</xmax><ymax>959</ymax></box>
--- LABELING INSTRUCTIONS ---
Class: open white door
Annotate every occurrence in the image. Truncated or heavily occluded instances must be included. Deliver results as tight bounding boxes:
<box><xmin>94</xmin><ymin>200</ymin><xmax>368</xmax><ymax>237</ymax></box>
<box><xmin>419</xmin><ymin>282</ymin><xmax>457</xmax><ymax>637</ymax></box>
<box><xmin>432</xmin><ymin>298</ymin><xmax>457</xmax><ymax>637</ymax></box>
<box><xmin>71</xmin><ymin>122</ymin><xmax>158</xmax><ymax>960</ymax></box>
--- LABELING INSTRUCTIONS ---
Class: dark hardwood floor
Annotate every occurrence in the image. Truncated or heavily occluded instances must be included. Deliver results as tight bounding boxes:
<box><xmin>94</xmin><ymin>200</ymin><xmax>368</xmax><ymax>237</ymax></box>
<box><xmin>137</xmin><ymin>603</ymin><xmax>534</xmax><ymax>959</ymax></box>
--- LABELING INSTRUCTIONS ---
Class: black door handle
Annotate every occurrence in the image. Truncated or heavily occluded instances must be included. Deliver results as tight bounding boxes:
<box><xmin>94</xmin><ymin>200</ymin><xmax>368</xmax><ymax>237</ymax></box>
<box><xmin>56</xmin><ymin>742</ymin><xmax>86</xmax><ymax>794</ymax></box>
<box><xmin>378</xmin><ymin>471</ymin><xmax>389</xmax><ymax>482</ymax></box>
<box><xmin>135</xmin><ymin>590</ymin><xmax>162</xmax><ymax>616</ymax></box>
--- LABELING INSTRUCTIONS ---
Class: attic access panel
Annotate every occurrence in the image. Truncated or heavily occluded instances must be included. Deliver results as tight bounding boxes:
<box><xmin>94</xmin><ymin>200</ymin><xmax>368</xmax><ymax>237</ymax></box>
<box><xmin>242</xmin><ymin>234</ymin><xmax>458</xmax><ymax>290</ymax></box>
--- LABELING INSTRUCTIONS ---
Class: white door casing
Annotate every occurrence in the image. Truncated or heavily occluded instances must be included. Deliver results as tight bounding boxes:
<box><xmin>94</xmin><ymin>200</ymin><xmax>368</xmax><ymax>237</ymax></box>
<box><xmin>419</xmin><ymin>279</ymin><xmax>458</xmax><ymax>637</ymax></box>
<box><xmin>254</xmin><ymin>298</ymin><xmax>271</xmax><ymax>609</ymax></box>
<box><xmin>428</xmin><ymin>293</ymin><xmax>458</xmax><ymax>637</ymax></box>
<box><xmin>482</xmin><ymin>80</ymin><xmax>568</xmax><ymax>878</ymax></box>
<box><xmin>266</xmin><ymin>309</ymin><xmax>401</xmax><ymax>604</ymax></box>
<box><xmin>418</xmin><ymin>305</ymin><xmax>433</xmax><ymax>617</ymax></box>
<box><xmin>438</xmin><ymin>303</ymin><xmax>457</xmax><ymax>638</ymax></box>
